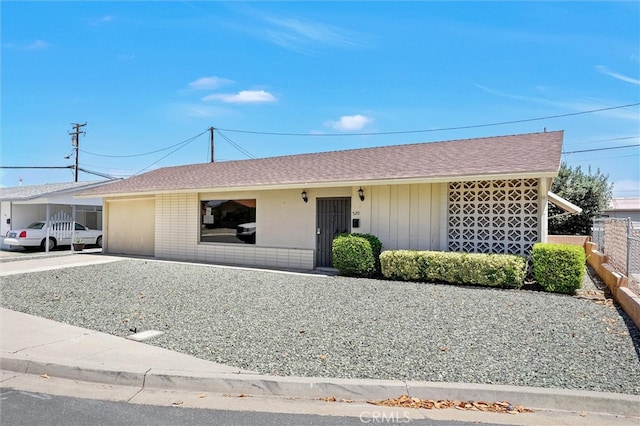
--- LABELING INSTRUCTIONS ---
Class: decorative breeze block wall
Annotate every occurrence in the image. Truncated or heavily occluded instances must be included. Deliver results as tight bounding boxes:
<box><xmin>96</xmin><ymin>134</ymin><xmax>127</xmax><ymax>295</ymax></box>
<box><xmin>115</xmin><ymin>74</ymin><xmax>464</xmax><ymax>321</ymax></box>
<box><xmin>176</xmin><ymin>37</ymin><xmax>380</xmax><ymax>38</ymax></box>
<box><xmin>448</xmin><ymin>179</ymin><xmax>539</xmax><ymax>255</ymax></box>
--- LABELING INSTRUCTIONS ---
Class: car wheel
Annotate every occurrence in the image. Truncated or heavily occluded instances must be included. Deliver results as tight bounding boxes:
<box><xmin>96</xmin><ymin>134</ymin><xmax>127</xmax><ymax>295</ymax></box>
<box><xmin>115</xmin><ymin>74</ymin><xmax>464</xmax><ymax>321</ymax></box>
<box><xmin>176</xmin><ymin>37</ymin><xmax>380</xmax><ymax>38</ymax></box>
<box><xmin>96</xmin><ymin>236</ymin><xmax>103</xmax><ymax>248</ymax></box>
<box><xmin>40</xmin><ymin>238</ymin><xmax>57</xmax><ymax>251</ymax></box>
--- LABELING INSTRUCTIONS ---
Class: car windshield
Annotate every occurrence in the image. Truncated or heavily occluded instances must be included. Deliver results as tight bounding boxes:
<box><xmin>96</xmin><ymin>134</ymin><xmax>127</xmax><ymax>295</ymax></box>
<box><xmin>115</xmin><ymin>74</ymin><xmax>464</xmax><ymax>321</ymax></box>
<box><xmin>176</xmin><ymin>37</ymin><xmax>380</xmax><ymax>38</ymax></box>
<box><xmin>26</xmin><ymin>222</ymin><xmax>45</xmax><ymax>230</ymax></box>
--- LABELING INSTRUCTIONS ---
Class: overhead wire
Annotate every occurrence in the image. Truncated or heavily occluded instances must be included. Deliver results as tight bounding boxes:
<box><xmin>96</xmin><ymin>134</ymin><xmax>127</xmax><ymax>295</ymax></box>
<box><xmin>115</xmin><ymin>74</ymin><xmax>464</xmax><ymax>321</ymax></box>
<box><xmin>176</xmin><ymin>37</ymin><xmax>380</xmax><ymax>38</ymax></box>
<box><xmin>215</xmin><ymin>130</ymin><xmax>257</xmax><ymax>159</ymax></box>
<box><xmin>564</xmin><ymin>135</ymin><xmax>639</xmax><ymax>146</ymax></box>
<box><xmin>76</xmin><ymin>167</ymin><xmax>120</xmax><ymax>180</ymax></box>
<box><xmin>134</xmin><ymin>130</ymin><xmax>208</xmax><ymax>175</ymax></box>
<box><xmin>215</xmin><ymin>102</ymin><xmax>640</xmax><ymax>137</ymax></box>
<box><xmin>5</xmin><ymin>103</ymin><xmax>638</xmax><ymax>180</ymax></box>
<box><xmin>69</xmin><ymin>102</ymin><xmax>639</xmax><ymax>163</ymax></box>
<box><xmin>80</xmin><ymin>129</ymin><xmax>209</xmax><ymax>158</ymax></box>
<box><xmin>562</xmin><ymin>144</ymin><xmax>640</xmax><ymax>154</ymax></box>
<box><xmin>0</xmin><ymin>165</ymin><xmax>73</xmax><ymax>170</ymax></box>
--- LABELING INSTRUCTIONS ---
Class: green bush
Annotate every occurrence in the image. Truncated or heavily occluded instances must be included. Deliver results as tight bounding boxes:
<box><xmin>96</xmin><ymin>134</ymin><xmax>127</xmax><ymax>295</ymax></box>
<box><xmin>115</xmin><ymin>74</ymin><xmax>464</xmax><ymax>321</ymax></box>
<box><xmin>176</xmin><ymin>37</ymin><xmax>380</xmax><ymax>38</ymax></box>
<box><xmin>532</xmin><ymin>243</ymin><xmax>585</xmax><ymax>294</ymax></box>
<box><xmin>332</xmin><ymin>234</ymin><xmax>376</xmax><ymax>277</ymax></box>
<box><xmin>380</xmin><ymin>250</ymin><xmax>526</xmax><ymax>288</ymax></box>
<box><xmin>339</xmin><ymin>233</ymin><xmax>382</xmax><ymax>274</ymax></box>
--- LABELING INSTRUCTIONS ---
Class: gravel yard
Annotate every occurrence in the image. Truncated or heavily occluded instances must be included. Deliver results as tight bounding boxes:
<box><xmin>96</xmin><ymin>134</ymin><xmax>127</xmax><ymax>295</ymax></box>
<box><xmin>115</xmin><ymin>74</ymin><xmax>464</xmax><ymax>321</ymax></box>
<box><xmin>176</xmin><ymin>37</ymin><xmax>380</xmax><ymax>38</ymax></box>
<box><xmin>1</xmin><ymin>258</ymin><xmax>638</xmax><ymax>395</ymax></box>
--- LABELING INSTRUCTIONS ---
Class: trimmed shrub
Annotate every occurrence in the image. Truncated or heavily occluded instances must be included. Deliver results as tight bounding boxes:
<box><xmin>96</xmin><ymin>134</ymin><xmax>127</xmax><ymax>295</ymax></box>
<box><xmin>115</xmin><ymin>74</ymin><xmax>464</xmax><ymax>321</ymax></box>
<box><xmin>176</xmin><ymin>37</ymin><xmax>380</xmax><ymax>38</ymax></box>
<box><xmin>380</xmin><ymin>250</ymin><xmax>526</xmax><ymax>288</ymax></box>
<box><xmin>377</xmin><ymin>250</ymin><xmax>421</xmax><ymax>281</ymax></box>
<box><xmin>332</xmin><ymin>234</ymin><xmax>376</xmax><ymax>277</ymax></box>
<box><xmin>532</xmin><ymin>243</ymin><xmax>585</xmax><ymax>294</ymax></box>
<box><xmin>340</xmin><ymin>233</ymin><xmax>383</xmax><ymax>274</ymax></box>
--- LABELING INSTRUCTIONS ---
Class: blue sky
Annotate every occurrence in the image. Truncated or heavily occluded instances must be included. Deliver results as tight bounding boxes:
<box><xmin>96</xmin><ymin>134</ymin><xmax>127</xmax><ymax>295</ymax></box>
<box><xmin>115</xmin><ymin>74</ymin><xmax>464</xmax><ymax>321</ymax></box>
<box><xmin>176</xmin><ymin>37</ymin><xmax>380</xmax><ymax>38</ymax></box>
<box><xmin>2</xmin><ymin>1</ymin><xmax>639</xmax><ymax>197</ymax></box>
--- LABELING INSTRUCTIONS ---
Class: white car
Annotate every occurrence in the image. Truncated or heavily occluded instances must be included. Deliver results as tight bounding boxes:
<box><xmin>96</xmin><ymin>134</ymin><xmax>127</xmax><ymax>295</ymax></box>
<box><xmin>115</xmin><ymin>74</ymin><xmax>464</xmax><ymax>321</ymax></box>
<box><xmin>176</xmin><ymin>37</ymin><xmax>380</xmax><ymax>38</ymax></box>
<box><xmin>4</xmin><ymin>221</ymin><xmax>103</xmax><ymax>251</ymax></box>
<box><xmin>236</xmin><ymin>222</ymin><xmax>256</xmax><ymax>244</ymax></box>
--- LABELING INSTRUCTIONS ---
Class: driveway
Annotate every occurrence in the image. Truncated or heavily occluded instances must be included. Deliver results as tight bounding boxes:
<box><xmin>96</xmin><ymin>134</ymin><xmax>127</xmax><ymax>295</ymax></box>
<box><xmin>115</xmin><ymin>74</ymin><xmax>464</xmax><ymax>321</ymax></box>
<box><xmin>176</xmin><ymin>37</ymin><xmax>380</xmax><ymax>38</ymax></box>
<box><xmin>1</xmin><ymin>257</ymin><xmax>638</xmax><ymax>396</ymax></box>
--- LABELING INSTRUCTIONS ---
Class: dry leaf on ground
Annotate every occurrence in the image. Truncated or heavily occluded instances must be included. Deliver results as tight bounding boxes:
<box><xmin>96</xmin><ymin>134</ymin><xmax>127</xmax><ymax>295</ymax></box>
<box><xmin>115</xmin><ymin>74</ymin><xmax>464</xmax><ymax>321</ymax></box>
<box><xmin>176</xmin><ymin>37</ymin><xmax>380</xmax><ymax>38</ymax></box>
<box><xmin>367</xmin><ymin>395</ymin><xmax>533</xmax><ymax>414</ymax></box>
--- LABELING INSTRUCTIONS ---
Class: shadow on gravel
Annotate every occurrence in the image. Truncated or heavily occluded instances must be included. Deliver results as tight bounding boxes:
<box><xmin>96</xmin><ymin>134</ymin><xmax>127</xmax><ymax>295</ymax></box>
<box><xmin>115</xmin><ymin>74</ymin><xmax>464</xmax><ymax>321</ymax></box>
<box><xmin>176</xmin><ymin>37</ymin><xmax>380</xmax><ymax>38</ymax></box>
<box><xmin>618</xmin><ymin>305</ymin><xmax>640</xmax><ymax>361</ymax></box>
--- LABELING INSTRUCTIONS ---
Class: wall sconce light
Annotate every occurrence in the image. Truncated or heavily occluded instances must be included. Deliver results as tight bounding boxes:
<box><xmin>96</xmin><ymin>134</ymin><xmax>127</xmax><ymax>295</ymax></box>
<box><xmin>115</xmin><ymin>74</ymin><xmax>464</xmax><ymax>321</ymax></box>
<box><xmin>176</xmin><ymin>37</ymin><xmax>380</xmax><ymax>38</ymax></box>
<box><xmin>358</xmin><ymin>187</ymin><xmax>365</xmax><ymax>201</ymax></box>
<box><xmin>301</xmin><ymin>190</ymin><xmax>308</xmax><ymax>203</ymax></box>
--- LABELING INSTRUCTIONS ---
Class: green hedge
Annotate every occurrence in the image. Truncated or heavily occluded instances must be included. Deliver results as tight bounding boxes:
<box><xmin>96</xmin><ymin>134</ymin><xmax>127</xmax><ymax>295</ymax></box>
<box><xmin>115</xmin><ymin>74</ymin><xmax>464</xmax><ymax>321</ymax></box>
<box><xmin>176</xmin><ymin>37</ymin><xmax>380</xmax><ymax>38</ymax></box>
<box><xmin>332</xmin><ymin>234</ymin><xmax>377</xmax><ymax>277</ymax></box>
<box><xmin>532</xmin><ymin>243</ymin><xmax>585</xmax><ymax>294</ymax></box>
<box><xmin>380</xmin><ymin>250</ymin><xmax>526</xmax><ymax>288</ymax></box>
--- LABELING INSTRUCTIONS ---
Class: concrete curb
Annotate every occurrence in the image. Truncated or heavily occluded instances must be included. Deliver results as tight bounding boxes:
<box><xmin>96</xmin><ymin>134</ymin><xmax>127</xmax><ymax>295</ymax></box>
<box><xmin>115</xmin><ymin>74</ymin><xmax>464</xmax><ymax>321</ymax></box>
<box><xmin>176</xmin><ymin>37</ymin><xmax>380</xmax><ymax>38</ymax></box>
<box><xmin>2</xmin><ymin>353</ymin><xmax>638</xmax><ymax>418</ymax></box>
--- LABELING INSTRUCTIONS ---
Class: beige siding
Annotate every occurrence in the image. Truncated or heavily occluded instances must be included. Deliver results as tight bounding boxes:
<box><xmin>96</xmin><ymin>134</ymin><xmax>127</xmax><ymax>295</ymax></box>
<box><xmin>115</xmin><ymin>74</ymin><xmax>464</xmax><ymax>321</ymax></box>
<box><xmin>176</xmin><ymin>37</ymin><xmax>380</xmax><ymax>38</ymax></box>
<box><xmin>105</xmin><ymin>198</ymin><xmax>155</xmax><ymax>256</ymax></box>
<box><xmin>364</xmin><ymin>183</ymin><xmax>445</xmax><ymax>251</ymax></box>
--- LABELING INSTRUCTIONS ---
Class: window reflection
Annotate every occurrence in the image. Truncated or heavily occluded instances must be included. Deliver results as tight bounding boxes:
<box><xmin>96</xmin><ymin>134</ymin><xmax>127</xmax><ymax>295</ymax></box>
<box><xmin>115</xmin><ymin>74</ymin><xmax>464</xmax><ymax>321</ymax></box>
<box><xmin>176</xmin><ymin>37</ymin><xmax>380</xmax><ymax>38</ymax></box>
<box><xmin>200</xmin><ymin>199</ymin><xmax>256</xmax><ymax>244</ymax></box>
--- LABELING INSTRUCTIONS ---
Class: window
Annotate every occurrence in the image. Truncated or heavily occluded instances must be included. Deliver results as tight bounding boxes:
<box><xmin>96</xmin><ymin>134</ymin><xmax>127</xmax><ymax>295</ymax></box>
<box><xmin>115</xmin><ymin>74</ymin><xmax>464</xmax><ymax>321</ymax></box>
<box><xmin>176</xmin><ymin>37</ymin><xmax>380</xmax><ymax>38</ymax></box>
<box><xmin>200</xmin><ymin>199</ymin><xmax>256</xmax><ymax>244</ymax></box>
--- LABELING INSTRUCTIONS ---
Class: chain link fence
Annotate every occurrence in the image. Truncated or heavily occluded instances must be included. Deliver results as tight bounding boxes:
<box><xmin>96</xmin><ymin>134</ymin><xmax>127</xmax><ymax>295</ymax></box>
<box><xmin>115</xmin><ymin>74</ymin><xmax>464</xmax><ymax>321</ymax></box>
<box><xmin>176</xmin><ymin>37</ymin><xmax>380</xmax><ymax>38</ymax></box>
<box><xmin>592</xmin><ymin>217</ymin><xmax>640</xmax><ymax>296</ymax></box>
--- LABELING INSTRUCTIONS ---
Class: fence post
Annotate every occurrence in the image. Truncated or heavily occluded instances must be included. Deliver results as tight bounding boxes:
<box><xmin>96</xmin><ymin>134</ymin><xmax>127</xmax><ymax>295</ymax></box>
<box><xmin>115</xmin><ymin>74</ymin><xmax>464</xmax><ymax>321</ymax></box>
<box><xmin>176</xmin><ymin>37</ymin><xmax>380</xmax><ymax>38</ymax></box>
<box><xmin>627</xmin><ymin>217</ymin><xmax>632</xmax><ymax>277</ymax></box>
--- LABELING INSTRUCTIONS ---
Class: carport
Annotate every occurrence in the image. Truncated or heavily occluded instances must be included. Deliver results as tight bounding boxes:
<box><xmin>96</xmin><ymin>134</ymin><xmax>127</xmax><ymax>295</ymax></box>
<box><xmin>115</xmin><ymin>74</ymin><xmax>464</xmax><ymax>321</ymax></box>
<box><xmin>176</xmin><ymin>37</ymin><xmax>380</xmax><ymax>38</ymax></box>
<box><xmin>0</xmin><ymin>181</ymin><xmax>108</xmax><ymax>251</ymax></box>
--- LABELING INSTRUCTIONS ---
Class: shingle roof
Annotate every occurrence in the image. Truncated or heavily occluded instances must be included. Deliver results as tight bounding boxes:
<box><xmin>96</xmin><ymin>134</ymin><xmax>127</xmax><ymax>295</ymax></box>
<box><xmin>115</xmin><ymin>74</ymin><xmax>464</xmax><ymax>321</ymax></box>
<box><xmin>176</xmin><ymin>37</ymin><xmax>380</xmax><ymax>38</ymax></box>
<box><xmin>0</xmin><ymin>181</ymin><xmax>109</xmax><ymax>201</ymax></box>
<box><xmin>81</xmin><ymin>131</ymin><xmax>564</xmax><ymax>197</ymax></box>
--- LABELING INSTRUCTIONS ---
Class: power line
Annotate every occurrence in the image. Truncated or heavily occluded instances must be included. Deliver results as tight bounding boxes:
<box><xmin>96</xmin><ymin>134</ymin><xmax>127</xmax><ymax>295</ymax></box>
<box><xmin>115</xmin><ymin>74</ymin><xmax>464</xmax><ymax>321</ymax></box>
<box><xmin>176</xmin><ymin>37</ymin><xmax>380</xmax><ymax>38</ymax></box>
<box><xmin>134</xmin><ymin>131</ymin><xmax>207</xmax><ymax>175</ymax></box>
<box><xmin>564</xmin><ymin>153</ymin><xmax>639</xmax><ymax>163</ymax></box>
<box><xmin>562</xmin><ymin>144</ymin><xmax>640</xmax><ymax>154</ymax></box>
<box><xmin>80</xmin><ymin>129</ymin><xmax>209</xmax><ymax>158</ymax></box>
<box><xmin>0</xmin><ymin>166</ymin><xmax>73</xmax><ymax>170</ymax></box>
<box><xmin>76</xmin><ymin>167</ymin><xmax>120</xmax><ymax>180</ymax></box>
<box><xmin>215</xmin><ymin>130</ymin><xmax>256</xmax><ymax>159</ymax></box>
<box><xmin>216</xmin><ymin>102</ymin><xmax>640</xmax><ymax>137</ymax></box>
<box><xmin>71</xmin><ymin>103</ymin><xmax>640</xmax><ymax>162</ymax></box>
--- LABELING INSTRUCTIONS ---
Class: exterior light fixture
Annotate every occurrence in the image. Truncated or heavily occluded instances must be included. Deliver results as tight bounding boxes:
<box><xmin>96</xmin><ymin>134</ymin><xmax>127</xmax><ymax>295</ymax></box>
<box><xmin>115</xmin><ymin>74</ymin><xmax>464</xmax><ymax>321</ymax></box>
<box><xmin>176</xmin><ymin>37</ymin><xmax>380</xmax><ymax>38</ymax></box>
<box><xmin>301</xmin><ymin>190</ymin><xmax>308</xmax><ymax>203</ymax></box>
<box><xmin>358</xmin><ymin>187</ymin><xmax>365</xmax><ymax>201</ymax></box>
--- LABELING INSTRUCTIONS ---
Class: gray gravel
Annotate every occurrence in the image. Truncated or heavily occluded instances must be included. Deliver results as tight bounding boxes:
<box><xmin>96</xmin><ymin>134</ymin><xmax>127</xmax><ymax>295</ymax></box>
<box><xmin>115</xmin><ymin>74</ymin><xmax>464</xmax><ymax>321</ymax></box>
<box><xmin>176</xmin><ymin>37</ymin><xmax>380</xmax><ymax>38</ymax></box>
<box><xmin>1</xmin><ymin>258</ymin><xmax>639</xmax><ymax>395</ymax></box>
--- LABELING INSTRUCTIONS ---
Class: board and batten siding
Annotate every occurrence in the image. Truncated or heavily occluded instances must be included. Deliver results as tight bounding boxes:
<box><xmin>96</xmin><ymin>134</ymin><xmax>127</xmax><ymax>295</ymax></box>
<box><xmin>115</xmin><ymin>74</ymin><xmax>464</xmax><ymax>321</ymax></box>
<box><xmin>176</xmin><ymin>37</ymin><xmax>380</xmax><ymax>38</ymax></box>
<box><xmin>356</xmin><ymin>183</ymin><xmax>447</xmax><ymax>251</ymax></box>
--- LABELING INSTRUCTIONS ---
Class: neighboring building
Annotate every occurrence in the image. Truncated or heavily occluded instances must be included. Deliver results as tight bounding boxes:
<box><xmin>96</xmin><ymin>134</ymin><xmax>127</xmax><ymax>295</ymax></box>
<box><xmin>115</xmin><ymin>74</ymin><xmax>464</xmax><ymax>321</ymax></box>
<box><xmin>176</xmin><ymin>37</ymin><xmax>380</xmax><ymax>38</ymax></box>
<box><xmin>80</xmin><ymin>131</ymin><xmax>573</xmax><ymax>270</ymax></box>
<box><xmin>603</xmin><ymin>198</ymin><xmax>640</xmax><ymax>223</ymax></box>
<box><xmin>1</xmin><ymin>181</ymin><xmax>107</xmax><ymax>249</ymax></box>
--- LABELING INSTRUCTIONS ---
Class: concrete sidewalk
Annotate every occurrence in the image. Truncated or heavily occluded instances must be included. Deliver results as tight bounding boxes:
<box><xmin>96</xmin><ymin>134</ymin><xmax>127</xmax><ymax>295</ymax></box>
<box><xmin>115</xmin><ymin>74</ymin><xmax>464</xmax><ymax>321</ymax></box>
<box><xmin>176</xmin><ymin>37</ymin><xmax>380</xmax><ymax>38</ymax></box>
<box><xmin>0</xmin><ymin>253</ymin><xmax>639</xmax><ymax>424</ymax></box>
<box><xmin>0</xmin><ymin>251</ymin><xmax>121</xmax><ymax>276</ymax></box>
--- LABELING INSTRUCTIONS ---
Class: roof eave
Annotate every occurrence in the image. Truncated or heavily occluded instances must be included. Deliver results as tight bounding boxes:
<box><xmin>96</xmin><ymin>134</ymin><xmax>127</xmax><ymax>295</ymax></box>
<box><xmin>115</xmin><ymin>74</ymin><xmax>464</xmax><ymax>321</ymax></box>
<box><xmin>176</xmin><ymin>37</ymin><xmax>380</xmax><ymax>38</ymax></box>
<box><xmin>90</xmin><ymin>171</ymin><xmax>558</xmax><ymax>199</ymax></box>
<box><xmin>548</xmin><ymin>191</ymin><xmax>583</xmax><ymax>214</ymax></box>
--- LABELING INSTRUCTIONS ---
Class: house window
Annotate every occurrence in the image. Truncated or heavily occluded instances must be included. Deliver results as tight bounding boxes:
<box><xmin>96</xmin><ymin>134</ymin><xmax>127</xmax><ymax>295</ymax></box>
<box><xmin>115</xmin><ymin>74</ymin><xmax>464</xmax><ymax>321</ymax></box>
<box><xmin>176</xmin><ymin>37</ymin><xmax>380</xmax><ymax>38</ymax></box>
<box><xmin>200</xmin><ymin>199</ymin><xmax>256</xmax><ymax>244</ymax></box>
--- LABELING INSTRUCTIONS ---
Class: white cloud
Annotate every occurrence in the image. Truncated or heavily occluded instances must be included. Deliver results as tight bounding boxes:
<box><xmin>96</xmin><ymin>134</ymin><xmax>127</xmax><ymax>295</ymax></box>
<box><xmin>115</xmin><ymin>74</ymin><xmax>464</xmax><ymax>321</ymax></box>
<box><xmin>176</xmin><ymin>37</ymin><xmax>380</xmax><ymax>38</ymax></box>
<box><xmin>203</xmin><ymin>90</ymin><xmax>277</xmax><ymax>104</ymax></box>
<box><xmin>264</xmin><ymin>16</ymin><xmax>362</xmax><ymax>50</ymax></box>
<box><xmin>596</xmin><ymin>65</ymin><xmax>640</xmax><ymax>86</ymax></box>
<box><xmin>188</xmin><ymin>76</ymin><xmax>234</xmax><ymax>91</ymax></box>
<box><xmin>91</xmin><ymin>15</ymin><xmax>115</xmax><ymax>26</ymax></box>
<box><xmin>325</xmin><ymin>114</ymin><xmax>374</xmax><ymax>131</ymax></box>
<box><xmin>26</xmin><ymin>40</ymin><xmax>50</xmax><ymax>50</ymax></box>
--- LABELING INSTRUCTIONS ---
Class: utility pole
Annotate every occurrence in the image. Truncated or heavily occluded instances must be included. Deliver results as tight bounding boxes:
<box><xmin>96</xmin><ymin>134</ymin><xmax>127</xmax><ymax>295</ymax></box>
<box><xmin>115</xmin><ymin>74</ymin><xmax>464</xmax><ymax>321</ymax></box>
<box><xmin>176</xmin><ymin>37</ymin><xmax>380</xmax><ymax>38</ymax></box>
<box><xmin>68</xmin><ymin>123</ymin><xmax>87</xmax><ymax>182</ymax></box>
<box><xmin>209</xmin><ymin>127</ymin><xmax>215</xmax><ymax>163</ymax></box>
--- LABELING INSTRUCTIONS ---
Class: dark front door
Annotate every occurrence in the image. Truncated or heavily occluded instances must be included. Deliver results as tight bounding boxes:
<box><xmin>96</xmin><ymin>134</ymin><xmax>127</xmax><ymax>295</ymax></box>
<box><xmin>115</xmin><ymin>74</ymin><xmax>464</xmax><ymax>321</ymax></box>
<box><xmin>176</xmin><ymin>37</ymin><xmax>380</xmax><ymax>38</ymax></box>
<box><xmin>316</xmin><ymin>197</ymin><xmax>351</xmax><ymax>267</ymax></box>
